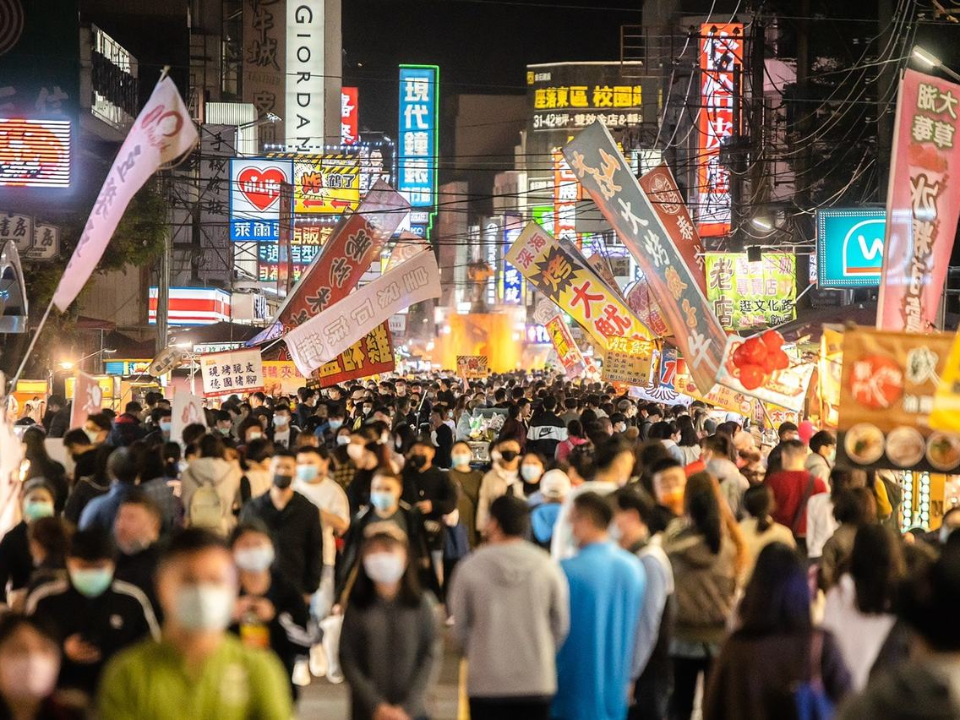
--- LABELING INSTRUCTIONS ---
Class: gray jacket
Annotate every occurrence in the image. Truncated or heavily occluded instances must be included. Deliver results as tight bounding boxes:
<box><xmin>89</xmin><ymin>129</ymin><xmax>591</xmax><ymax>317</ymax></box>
<box><xmin>448</xmin><ymin>540</ymin><xmax>569</xmax><ymax>698</ymax></box>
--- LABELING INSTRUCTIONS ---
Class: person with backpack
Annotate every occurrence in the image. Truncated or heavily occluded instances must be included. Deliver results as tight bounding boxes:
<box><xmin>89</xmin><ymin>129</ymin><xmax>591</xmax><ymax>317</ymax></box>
<box><xmin>180</xmin><ymin>434</ymin><xmax>243</xmax><ymax>537</ymax></box>
<box><xmin>703</xmin><ymin>543</ymin><xmax>851</xmax><ymax>719</ymax></box>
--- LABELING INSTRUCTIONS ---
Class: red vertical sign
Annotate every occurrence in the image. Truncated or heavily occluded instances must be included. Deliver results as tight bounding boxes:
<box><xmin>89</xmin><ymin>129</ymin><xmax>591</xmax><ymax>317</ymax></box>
<box><xmin>878</xmin><ymin>69</ymin><xmax>960</xmax><ymax>332</ymax></box>
<box><xmin>341</xmin><ymin>87</ymin><xmax>359</xmax><ymax>145</ymax></box>
<box><xmin>554</xmin><ymin>149</ymin><xmax>580</xmax><ymax>248</ymax></box>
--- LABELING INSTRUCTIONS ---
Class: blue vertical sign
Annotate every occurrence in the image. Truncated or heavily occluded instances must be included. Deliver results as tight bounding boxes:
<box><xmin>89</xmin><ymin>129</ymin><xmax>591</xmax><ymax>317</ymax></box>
<box><xmin>398</xmin><ymin>65</ymin><xmax>439</xmax><ymax>235</ymax></box>
<box><xmin>502</xmin><ymin>224</ymin><xmax>524</xmax><ymax>304</ymax></box>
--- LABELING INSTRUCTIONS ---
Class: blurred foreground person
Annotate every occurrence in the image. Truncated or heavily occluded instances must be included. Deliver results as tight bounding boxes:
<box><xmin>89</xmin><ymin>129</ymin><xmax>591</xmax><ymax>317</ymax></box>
<box><xmin>704</xmin><ymin>543</ymin><xmax>851</xmax><ymax>719</ymax></box>
<box><xmin>97</xmin><ymin>529</ymin><xmax>291</xmax><ymax>719</ymax></box>
<box><xmin>0</xmin><ymin>614</ymin><xmax>84</xmax><ymax>720</ymax></box>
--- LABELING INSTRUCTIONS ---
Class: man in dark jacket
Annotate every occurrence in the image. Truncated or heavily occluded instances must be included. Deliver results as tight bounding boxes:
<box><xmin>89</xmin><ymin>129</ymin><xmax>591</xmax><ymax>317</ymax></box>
<box><xmin>429</xmin><ymin>408</ymin><xmax>454</xmax><ymax>468</ymax></box>
<box><xmin>108</xmin><ymin>402</ymin><xmax>146</xmax><ymax>447</ymax></box>
<box><xmin>42</xmin><ymin>395</ymin><xmax>72</xmax><ymax>439</ymax></box>
<box><xmin>113</xmin><ymin>491</ymin><xmax>164</xmax><ymax>616</ymax></box>
<box><xmin>26</xmin><ymin>528</ymin><xmax>159</xmax><ymax>698</ymax></box>
<box><xmin>527</xmin><ymin>396</ymin><xmax>568</xmax><ymax>460</ymax></box>
<box><xmin>240</xmin><ymin>449</ymin><xmax>323</xmax><ymax>599</ymax></box>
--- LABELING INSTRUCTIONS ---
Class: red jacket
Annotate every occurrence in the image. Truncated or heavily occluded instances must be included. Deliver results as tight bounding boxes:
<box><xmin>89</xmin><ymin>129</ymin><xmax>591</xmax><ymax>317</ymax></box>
<box><xmin>765</xmin><ymin>470</ymin><xmax>827</xmax><ymax>537</ymax></box>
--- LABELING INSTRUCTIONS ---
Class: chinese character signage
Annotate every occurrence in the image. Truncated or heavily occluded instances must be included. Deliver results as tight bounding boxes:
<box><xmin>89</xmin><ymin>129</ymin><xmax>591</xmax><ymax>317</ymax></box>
<box><xmin>284</xmin><ymin>249</ymin><xmax>441</xmax><ymax>376</ymax></box>
<box><xmin>562</xmin><ymin>121</ymin><xmax>727</xmax><ymax>393</ymax></box>
<box><xmin>341</xmin><ymin>87</ymin><xmax>359</xmax><ymax>145</ymax></box>
<box><xmin>0</xmin><ymin>213</ymin><xmax>33</xmax><ymax>255</ymax></box>
<box><xmin>705</xmin><ymin>253</ymin><xmax>797</xmax><ymax>330</ymax></box>
<box><xmin>528</xmin><ymin>62</ymin><xmax>643</xmax><ymax>133</ymax></box>
<box><xmin>505</xmin><ymin>222</ymin><xmax>652</xmax><ymax>349</ymax></box>
<box><xmin>839</xmin><ymin>326</ymin><xmax>955</xmax><ymax>473</ymax></box>
<box><xmin>457</xmin><ymin>355</ymin><xmax>489</xmax><ymax>380</ymax></box>
<box><xmin>316</xmin><ymin>324</ymin><xmax>396</xmax><ymax>386</ymax></box>
<box><xmin>0</xmin><ymin>119</ymin><xmax>72</xmax><ymax>189</ymax></box>
<box><xmin>285</xmin><ymin>0</ymin><xmax>324</xmax><ymax>151</ymax></box>
<box><xmin>816</xmin><ymin>208</ymin><xmax>885</xmax><ymax>288</ymax></box>
<box><xmin>625</xmin><ymin>279</ymin><xmax>670</xmax><ymax>337</ymax></box>
<box><xmin>398</xmin><ymin>65</ymin><xmax>439</xmax><ymax>210</ymax></box>
<box><xmin>638</xmin><ymin>163</ymin><xmax>707</xmax><ymax>293</ymax></box>
<box><xmin>229</xmin><ymin>158</ymin><xmax>293</xmax><ymax>242</ymax></box>
<box><xmin>52</xmin><ymin>77</ymin><xmax>198</xmax><ymax>312</ymax></box>
<box><xmin>290</xmin><ymin>153</ymin><xmax>361</xmax><ymax>216</ymax></box>
<box><xmin>242</xmin><ymin>0</ymin><xmax>285</xmax><ymax>145</ymax></box>
<box><xmin>602</xmin><ymin>336</ymin><xmax>655</xmax><ymax>387</ymax></box>
<box><xmin>554</xmin><ymin>150</ymin><xmax>579</xmax><ymax>247</ymax></box>
<box><xmin>544</xmin><ymin>315</ymin><xmax>586</xmax><ymax>378</ymax></box>
<box><xmin>698</xmin><ymin>23</ymin><xmax>742</xmax><ymax>237</ymax></box>
<box><xmin>878</xmin><ymin>69</ymin><xmax>960</xmax><ymax>332</ymax></box>
<box><xmin>200</xmin><ymin>349</ymin><xmax>265</xmax><ymax>398</ymax></box>
<box><xmin>23</xmin><ymin>223</ymin><xmax>60</xmax><ymax>262</ymax></box>
<box><xmin>501</xmin><ymin>223</ymin><xmax>524</xmax><ymax>304</ymax></box>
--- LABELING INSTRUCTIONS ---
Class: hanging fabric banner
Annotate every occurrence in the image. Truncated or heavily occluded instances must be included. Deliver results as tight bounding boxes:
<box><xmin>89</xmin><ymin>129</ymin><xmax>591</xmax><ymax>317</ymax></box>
<box><xmin>877</xmin><ymin>68</ymin><xmax>960</xmax><ymax>332</ymax></box>
<box><xmin>562</xmin><ymin>121</ymin><xmax>726</xmax><ymax>392</ymax></box>
<box><xmin>53</xmin><ymin>77</ymin><xmax>198</xmax><ymax>311</ymax></box>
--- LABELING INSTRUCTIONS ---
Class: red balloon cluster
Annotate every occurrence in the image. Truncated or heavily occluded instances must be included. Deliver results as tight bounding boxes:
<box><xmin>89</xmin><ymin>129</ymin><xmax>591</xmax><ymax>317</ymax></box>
<box><xmin>731</xmin><ymin>330</ymin><xmax>789</xmax><ymax>390</ymax></box>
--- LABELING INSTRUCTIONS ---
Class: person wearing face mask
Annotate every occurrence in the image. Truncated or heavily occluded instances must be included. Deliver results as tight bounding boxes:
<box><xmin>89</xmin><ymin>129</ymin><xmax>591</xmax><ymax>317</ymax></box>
<box><xmin>450</xmin><ymin>441</ymin><xmax>483</xmax><ymax>548</ymax></box>
<box><xmin>98</xmin><ymin>528</ymin><xmax>292</xmax><ymax>718</ymax></box>
<box><xmin>553</xmin><ymin>492</ymin><xmax>646</xmax><ymax>720</ymax></box>
<box><xmin>144</xmin><ymin>408</ymin><xmax>174</xmax><ymax>448</ymax></box>
<box><xmin>270</xmin><ymin>405</ymin><xmax>299</xmax><ymax>449</ymax></box>
<box><xmin>81</xmin><ymin>412</ymin><xmax>112</xmax><ymax>449</ymax></box>
<box><xmin>428</xmin><ymin>408</ymin><xmax>453</xmax><ymax>469</ymax></box>
<box><xmin>239</xmin><ymin>450</ymin><xmax>323</xmax><ymax>604</ymax></box>
<box><xmin>476</xmin><ymin>439</ymin><xmax>524</xmax><ymax>534</ymax></box>
<box><xmin>345</xmin><ymin>439</ymin><xmax>388</xmax><ymax>517</ymax></box>
<box><xmin>228</xmin><ymin>521</ymin><xmax>315</xmax><ymax>699</ymax></box>
<box><xmin>320</xmin><ymin>405</ymin><xmax>348</xmax><ymax>449</ymax></box>
<box><xmin>213</xmin><ymin>410</ymin><xmax>237</xmax><ymax>448</ymax></box>
<box><xmin>0</xmin><ymin>482</ymin><xmax>58</xmax><ymax>607</ymax></box>
<box><xmin>340</xmin><ymin>530</ymin><xmax>442</xmax><ymax>720</ymax></box>
<box><xmin>402</xmin><ymin>440</ymin><xmax>457</xmax><ymax>590</ymax></box>
<box><xmin>0</xmin><ymin>614</ymin><xmax>84</xmax><ymax>720</ymax></box>
<box><xmin>519</xmin><ymin>452</ymin><xmax>546</xmax><ymax>497</ymax></box>
<box><xmin>62</xmin><ymin>427</ymin><xmax>101</xmax><ymax>482</ymax></box>
<box><xmin>26</xmin><ymin>528</ymin><xmax>160</xmax><ymax>699</ymax></box>
<box><xmin>805</xmin><ymin>430</ymin><xmax>837</xmax><ymax>483</ymax></box>
<box><xmin>237</xmin><ymin>417</ymin><xmax>266</xmax><ymax>449</ymax></box>
<box><xmin>296</xmin><ymin>387</ymin><xmax>318</xmax><ymax>429</ymax></box>
<box><xmin>113</xmin><ymin>492</ymin><xmax>164</xmax><ymax>616</ymax></box>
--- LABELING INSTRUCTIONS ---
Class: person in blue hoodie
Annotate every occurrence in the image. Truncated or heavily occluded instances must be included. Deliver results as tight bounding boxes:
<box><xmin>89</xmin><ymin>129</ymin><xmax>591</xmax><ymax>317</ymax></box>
<box><xmin>553</xmin><ymin>491</ymin><xmax>646</xmax><ymax>720</ymax></box>
<box><xmin>529</xmin><ymin>470</ymin><xmax>571</xmax><ymax>550</ymax></box>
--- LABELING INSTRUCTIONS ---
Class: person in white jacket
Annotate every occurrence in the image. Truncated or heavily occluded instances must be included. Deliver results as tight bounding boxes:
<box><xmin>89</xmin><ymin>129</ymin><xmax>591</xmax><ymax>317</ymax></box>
<box><xmin>475</xmin><ymin>439</ymin><xmax>524</xmax><ymax>532</ymax></box>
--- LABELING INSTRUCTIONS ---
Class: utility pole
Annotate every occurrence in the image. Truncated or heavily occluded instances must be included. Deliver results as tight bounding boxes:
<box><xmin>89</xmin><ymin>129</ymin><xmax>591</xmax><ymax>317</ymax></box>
<box><xmin>795</xmin><ymin>0</ymin><xmax>812</xmax><ymax>239</ymax></box>
<box><xmin>749</xmin><ymin>16</ymin><xmax>767</xmax><ymax>216</ymax></box>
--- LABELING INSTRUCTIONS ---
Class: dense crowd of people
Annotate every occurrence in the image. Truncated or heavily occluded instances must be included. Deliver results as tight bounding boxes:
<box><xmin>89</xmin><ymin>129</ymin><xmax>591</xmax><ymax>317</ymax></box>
<box><xmin>1</xmin><ymin>373</ymin><xmax>958</xmax><ymax>719</ymax></box>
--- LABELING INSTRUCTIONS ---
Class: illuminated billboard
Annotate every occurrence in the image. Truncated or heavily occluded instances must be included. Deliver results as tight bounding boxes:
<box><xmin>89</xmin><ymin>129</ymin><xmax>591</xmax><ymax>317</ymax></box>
<box><xmin>816</xmin><ymin>208</ymin><xmax>885</xmax><ymax>288</ymax></box>
<box><xmin>705</xmin><ymin>253</ymin><xmax>796</xmax><ymax>330</ymax></box>
<box><xmin>229</xmin><ymin>158</ymin><xmax>294</xmax><ymax>241</ymax></box>
<box><xmin>292</xmin><ymin>153</ymin><xmax>360</xmax><ymax>216</ymax></box>
<box><xmin>148</xmin><ymin>287</ymin><xmax>232</xmax><ymax>326</ymax></box>
<box><xmin>341</xmin><ymin>87</ymin><xmax>359</xmax><ymax>145</ymax></box>
<box><xmin>398</xmin><ymin>65</ymin><xmax>439</xmax><ymax>216</ymax></box>
<box><xmin>698</xmin><ymin>23</ymin><xmax>743</xmax><ymax>237</ymax></box>
<box><xmin>0</xmin><ymin>119</ymin><xmax>71</xmax><ymax>188</ymax></box>
<box><xmin>527</xmin><ymin>63</ymin><xmax>643</xmax><ymax>133</ymax></box>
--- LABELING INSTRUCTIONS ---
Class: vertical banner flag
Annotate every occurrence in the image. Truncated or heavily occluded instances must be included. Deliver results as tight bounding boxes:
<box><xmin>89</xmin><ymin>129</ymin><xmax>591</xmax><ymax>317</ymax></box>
<box><xmin>544</xmin><ymin>314</ymin><xmax>586</xmax><ymax>378</ymax></box>
<box><xmin>506</xmin><ymin>222</ymin><xmax>653</xmax><ymax>349</ymax></box>
<box><xmin>554</xmin><ymin>149</ymin><xmax>580</xmax><ymax>247</ymax></box>
<box><xmin>53</xmin><ymin>77</ymin><xmax>198</xmax><ymax>311</ymax></box>
<box><xmin>638</xmin><ymin>163</ymin><xmax>707</xmax><ymax>293</ymax></box>
<box><xmin>285</xmin><ymin>250</ymin><xmax>442</xmax><ymax>376</ymax></box>
<box><xmin>878</xmin><ymin>69</ymin><xmax>960</xmax><ymax>332</ymax></box>
<box><xmin>697</xmin><ymin>24</ymin><xmax>743</xmax><ymax>237</ymax></box>
<box><xmin>69</xmin><ymin>372</ymin><xmax>104</xmax><ymax>430</ymax></box>
<box><xmin>563</xmin><ymin>122</ymin><xmax>727</xmax><ymax>393</ymax></box>
<box><xmin>171</xmin><ymin>391</ymin><xmax>206</xmax><ymax>443</ymax></box>
<box><xmin>341</xmin><ymin>87</ymin><xmax>359</xmax><ymax>145</ymax></box>
<box><xmin>625</xmin><ymin>280</ymin><xmax>670</xmax><ymax>337</ymax></box>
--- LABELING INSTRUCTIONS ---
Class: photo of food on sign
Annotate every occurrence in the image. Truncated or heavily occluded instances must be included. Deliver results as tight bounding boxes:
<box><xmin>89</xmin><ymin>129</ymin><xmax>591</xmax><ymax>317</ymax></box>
<box><xmin>838</xmin><ymin>327</ymin><xmax>959</xmax><ymax>472</ymax></box>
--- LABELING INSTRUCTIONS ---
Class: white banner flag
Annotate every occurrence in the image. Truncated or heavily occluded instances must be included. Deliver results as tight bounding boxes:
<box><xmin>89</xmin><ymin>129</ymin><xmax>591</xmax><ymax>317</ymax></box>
<box><xmin>285</xmin><ymin>249</ymin><xmax>441</xmax><ymax>376</ymax></box>
<box><xmin>171</xmin><ymin>391</ymin><xmax>206</xmax><ymax>443</ymax></box>
<box><xmin>53</xmin><ymin>77</ymin><xmax>198</xmax><ymax>311</ymax></box>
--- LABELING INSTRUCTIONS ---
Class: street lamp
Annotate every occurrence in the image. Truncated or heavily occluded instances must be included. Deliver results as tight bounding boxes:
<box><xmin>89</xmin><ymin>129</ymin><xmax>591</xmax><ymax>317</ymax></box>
<box><xmin>59</xmin><ymin>348</ymin><xmax>117</xmax><ymax>373</ymax></box>
<box><xmin>751</xmin><ymin>217</ymin><xmax>773</xmax><ymax>232</ymax></box>
<box><xmin>912</xmin><ymin>46</ymin><xmax>960</xmax><ymax>83</ymax></box>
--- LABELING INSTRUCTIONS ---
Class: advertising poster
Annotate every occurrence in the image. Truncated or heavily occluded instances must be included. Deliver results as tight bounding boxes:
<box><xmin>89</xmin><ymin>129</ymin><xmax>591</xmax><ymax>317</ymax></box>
<box><xmin>705</xmin><ymin>253</ymin><xmax>797</xmax><ymax>330</ymax></box>
<box><xmin>601</xmin><ymin>337</ymin><xmax>655</xmax><ymax>386</ymax></box>
<box><xmin>457</xmin><ymin>355</ymin><xmax>489</xmax><ymax>379</ymax></box>
<box><xmin>929</xmin><ymin>326</ymin><xmax>960</xmax><ymax>434</ymax></box>
<box><xmin>544</xmin><ymin>315</ymin><xmax>586</xmax><ymax>378</ymax></box>
<box><xmin>261</xmin><ymin>361</ymin><xmax>308</xmax><ymax>395</ymax></box>
<box><xmin>229</xmin><ymin>158</ymin><xmax>294</xmax><ymax>242</ymax></box>
<box><xmin>292</xmin><ymin>154</ymin><xmax>361</xmax><ymax>216</ymax></box>
<box><xmin>341</xmin><ymin>87</ymin><xmax>359</xmax><ymax>145</ymax></box>
<box><xmin>398</xmin><ymin>65</ymin><xmax>439</xmax><ymax>210</ymax></box>
<box><xmin>562</xmin><ymin>122</ymin><xmax>727</xmax><ymax>393</ymax></box>
<box><xmin>284</xmin><ymin>250</ymin><xmax>441</xmax><ymax>376</ymax></box>
<box><xmin>638</xmin><ymin>163</ymin><xmax>707</xmax><ymax>293</ymax></box>
<box><xmin>839</xmin><ymin>327</ymin><xmax>956</xmax><ymax>473</ymax></box>
<box><xmin>241</xmin><ymin>0</ymin><xmax>284</xmax><ymax>144</ymax></box>
<box><xmin>878</xmin><ymin>69</ymin><xmax>960</xmax><ymax>332</ymax></box>
<box><xmin>506</xmin><ymin>222</ymin><xmax>652</xmax><ymax>349</ymax></box>
<box><xmin>816</xmin><ymin>208</ymin><xmax>885</xmax><ymax>288</ymax></box>
<box><xmin>200</xmin><ymin>349</ymin><xmax>265</xmax><ymax>398</ymax></box>
<box><xmin>625</xmin><ymin>280</ymin><xmax>670</xmax><ymax>337</ymax></box>
<box><xmin>316</xmin><ymin>325</ymin><xmax>396</xmax><ymax>387</ymax></box>
<box><xmin>715</xmin><ymin>343</ymin><xmax>815</xmax><ymax>413</ymax></box>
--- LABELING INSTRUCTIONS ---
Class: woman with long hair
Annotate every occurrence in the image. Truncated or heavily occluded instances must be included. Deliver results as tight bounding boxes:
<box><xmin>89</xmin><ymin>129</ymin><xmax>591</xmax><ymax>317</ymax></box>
<box><xmin>822</xmin><ymin>524</ymin><xmax>904</xmax><ymax>690</ymax></box>
<box><xmin>555</xmin><ymin>419</ymin><xmax>589</xmax><ymax>463</ymax></box>
<box><xmin>704</xmin><ymin>544</ymin><xmax>851</xmax><ymax>719</ymax></box>
<box><xmin>663</xmin><ymin>472</ymin><xmax>741</xmax><ymax>720</ymax></box>
<box><xmin>340</xmin><ymin>530</ymin><xmax>442</xmax><ymax>720</ymax></box>
<box><xmin>737</xmin><ymin>485</ymin><xmax>796</xmax><ymax>584</ymax></box>
<box><xmin>675</xmin><ymin>416</ymin><xmax>702</xmax><ymax>466</ymax></box>
<box><xmin>806</xmin><ymin>467</ymin><xmax>867</xmax><ymax>561</ymax></box>
<box><xmin>21</xmin><ymin>427</ymin><xmax>68</xmax><ymax>514</ymax></box>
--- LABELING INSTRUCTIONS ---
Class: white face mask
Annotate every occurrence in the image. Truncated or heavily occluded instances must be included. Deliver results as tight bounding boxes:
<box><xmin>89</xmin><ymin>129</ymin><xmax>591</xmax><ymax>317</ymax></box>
<box><xmin>234</xmin><ymin>545</ymin><xmax>275</xmax><ymax>573</ymax></box>
<box><xmin>346</xmin><ymin>443</ymin><xmax>365</xmax><ymax>461</ymax></box>
<box><xmin>362</xmin><ymin>552</ymin><xmax>406</xmax><ymax>585</ymax></box>
<box><xmin>0</xmin><ymin>653</ymin><xmax>59</xmax><ymax>700</ymax></box>
<box><xmin>336</xmin><ymin>435</ymin><xmax>351</xmax><ymax>447</ymax></box>
<box><xmin>174</xmin><ymin>583</ymin><xmax>236</xmax><ymax>631</ymax></box>
<box><xmin>274</xmin><ymin>416</ymin><xmax>289</xmax><ymax>428</ymax></box>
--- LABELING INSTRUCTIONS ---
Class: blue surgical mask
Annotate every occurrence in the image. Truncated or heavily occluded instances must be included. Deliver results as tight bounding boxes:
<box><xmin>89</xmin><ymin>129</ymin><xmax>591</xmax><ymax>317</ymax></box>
<box><xmin>23</xmin><ymin>500</ymin><xmax>54</xmax><ymax>523</ymax></box>
<box><xmin>297</xmin><ymin>465</ymin><xmax>320</xmax><ymax>483</ymax></box>
<box><xmin>369</xmin><ymin>491</ymin><xmax>395</xmax><ymax>513</ymax></box>
<box><xmin>328</xmin><ymin>419</ymin><xmax>343</xmax><ymax>431</ymax></box>
<box><xmin>69</xmin><ymin>567</ymin><xmax>114</xmax><ymax>598</ymax></box>
<box><xmin>160</xmin><ymin>420</ymin><xmax>172</xmax><ymax>433</ymax></box>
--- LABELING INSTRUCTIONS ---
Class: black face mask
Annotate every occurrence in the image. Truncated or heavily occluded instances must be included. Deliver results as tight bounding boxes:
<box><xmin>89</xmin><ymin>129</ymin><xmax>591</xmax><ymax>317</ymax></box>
<box><xmin>499</xmin><ymin>450</ymin><xmax>519</xmax><ymax>462</ymax></box>
<box><xmin>408</xmin><ymin>454</ymin><xmax>427</xmax><ymax>470</ymax></box>
<box><xmin>273</xmin><ymin>474</ymin><xmax>294</xmax><ymax>490</ymax></box>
